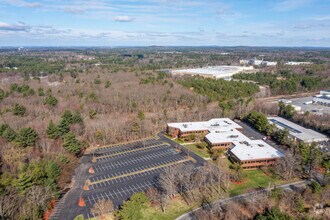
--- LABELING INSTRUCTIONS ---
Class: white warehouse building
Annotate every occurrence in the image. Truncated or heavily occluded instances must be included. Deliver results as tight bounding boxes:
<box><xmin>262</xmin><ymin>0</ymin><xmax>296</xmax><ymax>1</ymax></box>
<box><xmin>267</xmin><ymin>116</ymin><xmax>329</xmax><ymax>143</ymax></box>
<box><xmin>170</xmin><ymin>66</ymin><xmax>255</xmax><ymax>79</ymax></box>
<box><xmin>313</xmin><ymin>90</ymin><xmax>330</xmax><ymax>107</ymax></box>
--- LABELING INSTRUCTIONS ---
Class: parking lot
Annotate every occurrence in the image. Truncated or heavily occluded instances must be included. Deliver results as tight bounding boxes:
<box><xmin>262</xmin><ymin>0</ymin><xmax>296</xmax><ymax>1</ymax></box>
<box><xmin>278</xmin><ymin>97</ymin><xmax>330</xmax><ymax>115</ymax></box>
<box><xmin>70</xmin><ymin>135</ymin><xmax>205</xmax><ymax>219</ymax></box>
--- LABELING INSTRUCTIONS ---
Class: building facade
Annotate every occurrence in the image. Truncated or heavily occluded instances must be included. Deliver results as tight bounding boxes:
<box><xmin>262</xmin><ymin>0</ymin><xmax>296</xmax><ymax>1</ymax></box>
<box><xmin>228</xmin><ymin>140</ymin><xmax>284</xmax><ymax>170</ymax></box>
<box><xmin>167</xmin><ymin>118</ymin><xmax>285</xmax><ymax>169</ymax></box>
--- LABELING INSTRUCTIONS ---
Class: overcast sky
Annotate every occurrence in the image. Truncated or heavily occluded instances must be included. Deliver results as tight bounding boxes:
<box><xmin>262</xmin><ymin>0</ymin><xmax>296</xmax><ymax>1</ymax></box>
<box><xmin>0</xmin><ymin>0</ymin><xmax>329</xmax><ymax>47</ymax></box>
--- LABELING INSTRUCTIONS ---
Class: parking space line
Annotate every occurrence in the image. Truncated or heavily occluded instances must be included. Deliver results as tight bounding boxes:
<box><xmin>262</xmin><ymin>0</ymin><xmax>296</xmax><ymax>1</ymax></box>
<box><xmin>95</xmin><ymin>136</ymin><xmax>158</xmax><ymax>151</ymax></box>
<box><xmin>85</xmin><ymin>158</ymin><xmax>190</xmax><ymax>189</ymax></box>
<box><xmin>93</xmin><ymin>143</ymin><xmax>171</xmax><ymax>162</ymax></box>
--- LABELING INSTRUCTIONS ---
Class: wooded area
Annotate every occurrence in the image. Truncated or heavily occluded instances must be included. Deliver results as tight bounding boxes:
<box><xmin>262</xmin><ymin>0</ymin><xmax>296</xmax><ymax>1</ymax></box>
<box><xmin>0</xmin><ymin>48</ymin><xmax>329</xmax><ymax>219</ymax></box>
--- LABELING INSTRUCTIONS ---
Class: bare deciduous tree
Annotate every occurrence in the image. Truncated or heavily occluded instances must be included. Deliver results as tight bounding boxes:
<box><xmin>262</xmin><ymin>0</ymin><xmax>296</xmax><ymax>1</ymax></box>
<box><xmin>91</xmin><ymin>199</ymin><xmax>114</xmax><ymax>218</ymax></box>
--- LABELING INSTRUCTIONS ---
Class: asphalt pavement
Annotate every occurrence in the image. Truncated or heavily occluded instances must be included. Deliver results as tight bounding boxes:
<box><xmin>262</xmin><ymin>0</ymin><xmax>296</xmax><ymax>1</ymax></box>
<box><xmin>50</xmin><ymin>134</ymin><xmax>206</xmax><ymax>220</ymax></box>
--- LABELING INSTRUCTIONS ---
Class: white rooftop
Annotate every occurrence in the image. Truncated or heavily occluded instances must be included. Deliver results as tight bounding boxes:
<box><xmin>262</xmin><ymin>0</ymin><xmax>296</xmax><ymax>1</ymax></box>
<box><xmin>267</xmin><ymin>116</ymin><xmax>329</xmax><ymax>143</ymax></box>
<box><xmin>230</xmin><ymin>140</ymin><xmax>284</xmax><ymax>161</ymax></box>
<box><xmin>205</xmin><ymin>128</ymin><xmax>250</xmax><ymax>144</ymax></box>
<box><xmin>167</xmin><ymin>118</ymin><xmax>242</xmax><ymax>133</ymax></box>
<box><xmin>171</xmin><ymin>66</ymin><xmax>254</xmax><ymax>79</ymax></box>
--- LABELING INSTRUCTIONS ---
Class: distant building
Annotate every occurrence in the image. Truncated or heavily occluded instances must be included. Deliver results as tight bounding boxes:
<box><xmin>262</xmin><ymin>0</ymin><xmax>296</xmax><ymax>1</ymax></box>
<box><xmin>262</xmin><ymin>61</ymin><xmax>277</xmax><ymax>66</ymax></box>
<box><xmin>313</xmin><ymin>90</ymin><xmax>330</xmax><ymax>107</ymax></box>
<box><xmin>291</xmin><ymin>104</ymin><xmax>302</xmax><ymax>112</ymax></box>
<box><xmin>240</xmin><ymin>58</ymin><xmax>277</xmax><ymax>67</ymax></box>
<box><xmin>167</xmin><ymin>118</ymin><xmax>284</xmax><ymax>169</ymax></box>
<box><xmin>278</xmin><ymin>99</ymin><xmax>292</xmax><ymax>104</ymax></box>
<box><xmin>285</xmin><ymin>61</ymin><xmax>313</xmax><ymax>65</ymax></box>
<box><xmin>170</xmin><ymin>66</ymin><xmax>255</xmax><ymax>79</ymax></box>
<box><xmin>267</xmin><ymin>116</ymin><xmax>329</xmax><ymax>143</ymax></box>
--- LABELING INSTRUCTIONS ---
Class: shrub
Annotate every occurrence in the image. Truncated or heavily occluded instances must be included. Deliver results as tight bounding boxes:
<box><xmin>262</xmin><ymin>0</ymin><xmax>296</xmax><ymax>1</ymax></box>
<box><xmin>62</xmin><ymin>132</ymin><xmax>82</xmax><ymax>155</ymax></box>
<box><xmin>15</xmin><ymin>127</ymin><xmax>38</xmax><ymax>148</ymax></box>
<box><xmin>0</xmin><ymin>88</ymin><xmax>5</xmax><ymax>101</ymax></box>
<box><xmin>0</xmin><ymin>124</ymin><xmax>17</xmax><ymax>142</ymax></box>
<box><xmin>46</xmin><ymin>120</ymin><xmax>61</xmax><ymax>139</ymax></box>
<box><xmin>12</xmin><ymin>103</ymin><xmax>27</xmax><ymax>116</ymax></box>
<box><xmin>94</xmin><ymin>78</ymin><xmax>101</xmax><ymax>85</ymax></box>
<box><xmin>44</xmin><ymin>95</ymin><xmax>58</xmax><ymax>107</ymax></box>
<box><xmin>89</xmin><ymin>109</ymin><xmax>97</xmax><ymax>119</ymax></box>
<box><xmin>197</xmin><ymin>141</ymin><xmax>208</xmax><ymax>149</ymax></box>
<box><xmin>310</xmin><ymin>180</ymin><xmax>321</xmax><ymax>193</ymax></box>
<box><xmin>105</xmin><ymin>80</ymin><xmax>111</xmax><ymax>88</ymax></box>
<box><xmin>38</xmin><ymin>87</ymin><xmax>45</xmax><ymax>96</ymax></box>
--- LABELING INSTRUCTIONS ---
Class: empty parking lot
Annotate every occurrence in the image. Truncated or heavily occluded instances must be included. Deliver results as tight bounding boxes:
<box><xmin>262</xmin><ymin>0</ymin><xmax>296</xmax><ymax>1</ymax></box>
<box><xmin>56</xmin><ymin>135</ymin><xmax>205</xmax><ymax>219</ymax></box>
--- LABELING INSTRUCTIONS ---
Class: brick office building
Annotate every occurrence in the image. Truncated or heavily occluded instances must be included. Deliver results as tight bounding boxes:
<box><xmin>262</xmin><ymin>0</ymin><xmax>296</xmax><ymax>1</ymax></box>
<box><xmin>167</xmin><ymin>118</ymin><xmax>285</xmax><ymax>169</ymax></box>
<box><xmin>227</xmin><ymin>140</ymin><xmax>284</xmax><ymax>170</ymax></box>
<box><xmin>166</xmin><ymin>118</ymin><xmax>243</xmax><ymax>139</ymax></box>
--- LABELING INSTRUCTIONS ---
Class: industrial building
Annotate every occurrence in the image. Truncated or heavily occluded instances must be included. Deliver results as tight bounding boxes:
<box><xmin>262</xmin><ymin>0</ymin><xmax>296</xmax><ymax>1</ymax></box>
<box><xmin>267</xmin><ymin>116</ymin><xmax>329</xmax><ymax>143</ymax></box>
<box><xmin>285</xmin><ymin>61</ymin><xmax>313</xmax><ymax>65</ymax></box>
<box><xmin>313</xmin><ymin>90</ymin><xmax>330</xmax><ymax>107</ymax></box>
<box><xmin>167</xmin><ymin>118</ymin><xmax>284</xmax><ymax>169</ymax></box>
<box><xmin>170</xmin><ymin>66</ymin><xmax>255</xmax><ymax>79</ymax></box>
<box><xmin>239</xmin><ymin>58</ymin><xmax>277</xmax><ymax>67</ymax></box>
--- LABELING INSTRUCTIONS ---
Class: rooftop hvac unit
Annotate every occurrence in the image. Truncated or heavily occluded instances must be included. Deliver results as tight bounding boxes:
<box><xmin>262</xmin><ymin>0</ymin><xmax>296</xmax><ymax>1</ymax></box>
<box><xmin>258</xmin><ymin>144</ymin><xmax>265</xmax><ymax>147</ymax></box>
<box><xmin>183</xmin><ymin>124</ymin><xmax>188</xmax><ymax>128</ymax></box>
<box><xmin>211</xmin><ymin>123</ymin><xmax>219</xmax><ymax>126</ymax></box>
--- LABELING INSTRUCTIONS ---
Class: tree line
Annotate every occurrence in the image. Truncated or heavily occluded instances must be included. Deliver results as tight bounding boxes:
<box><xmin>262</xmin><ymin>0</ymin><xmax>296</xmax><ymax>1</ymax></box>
<box><xmin>233</xmin><ymin>71</ymin><xmax>330</xmax><ymax>95</ymax></box>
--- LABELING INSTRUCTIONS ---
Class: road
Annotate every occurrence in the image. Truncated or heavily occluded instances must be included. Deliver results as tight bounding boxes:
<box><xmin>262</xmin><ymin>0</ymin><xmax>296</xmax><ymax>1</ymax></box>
<box><xmin>257</xmin><ymin>92</ymin><xmax>318</xmax><ymax>102</ymax></box>
<box><xmin>175</xmin><ymin>180</ymin><xmax>309</xmax><ymax>220</ymax></box>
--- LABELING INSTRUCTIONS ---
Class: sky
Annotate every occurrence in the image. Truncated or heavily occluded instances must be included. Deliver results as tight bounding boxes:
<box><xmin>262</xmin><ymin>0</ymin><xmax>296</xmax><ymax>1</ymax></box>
<box><xmin>0</xmin><ymin>0</ymin><xmax>329</xmax><ymax>47</ymax></box>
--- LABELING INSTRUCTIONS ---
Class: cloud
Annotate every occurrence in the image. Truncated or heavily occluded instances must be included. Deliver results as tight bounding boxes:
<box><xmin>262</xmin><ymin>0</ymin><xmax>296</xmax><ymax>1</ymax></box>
<box><xmin>0</xmin><ymin>21</ymin><xmax>30</xmax><ymax>31</ymax></box>
<box><xmin>274</xmin><ymin>0</ymin><xmax>312</xmax><ymax>12</ymax></box>
<box><xmin>114</xmin><ymin>16</ymin><xmax>134</xmax><ymax>22</ymax></box>
<box><xmin>2</xmin><ymin>0</ymin><xmax>42</xmax><ymax>8</ymax></box>
<box><xmin>63</xmin><ymin>6</ymin><xmax>86</xmax><ymax>14</ymax></box>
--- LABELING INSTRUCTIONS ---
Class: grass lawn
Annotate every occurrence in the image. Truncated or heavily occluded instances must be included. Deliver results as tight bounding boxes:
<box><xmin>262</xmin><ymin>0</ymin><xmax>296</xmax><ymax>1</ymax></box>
<box><xmin>185</xmin><ymin>144</ymin><xmax>211</xmax><ymax>158</ymax></box>
<box><xmin>229</xmin><ymin>169</ymin><xmax>277</xmax><ymax>196</ymax></box>
<box><xmin>142</xmin><ymin>197</ymin><xmax>195</xmax><ymax>220</ymax></box>
<box><xmin>172</xmin><ymin>138</ymin><xmax>185</xmax><ymax>144</ymax></box>
<box><xmin>85</xmin><ymin>214</ymin><xmax>114</xmax><ymax>220</ymax></box>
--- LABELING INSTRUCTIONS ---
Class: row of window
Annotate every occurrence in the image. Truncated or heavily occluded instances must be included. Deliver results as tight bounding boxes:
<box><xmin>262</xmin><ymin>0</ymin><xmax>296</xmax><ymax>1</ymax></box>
<box><xmin>213</xmin><ymin>143</ymin><xmax>231</xmax><ymax>147</ymax></box>
<box><xmin>181</xmin><ymin>130</ymin><xmax>207</xmax><ymax>135</ymax></box>
<box><xmin>243</xmin><ymin>166</ymin><xmax>262</xmax><ymax>169</ymax></box>
<box><xmin>241</xmin><ymin>159</ymin><xmax>275</xmax><ymax>164</ymax></box>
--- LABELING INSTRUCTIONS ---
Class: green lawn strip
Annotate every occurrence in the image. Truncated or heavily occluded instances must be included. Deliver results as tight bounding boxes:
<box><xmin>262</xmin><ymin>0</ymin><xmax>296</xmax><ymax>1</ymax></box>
<box><xmin>142</xmin><ymin>198</ymin><xmax>196</xmax><ymax>220</ymax></box>
<box><xmin>185</xmin><ymin>144</ymin><xmax>211</xmax><ymax>158</ymax></box>
<box><xmin>172</xmin><ymin>138</ymin><xmax>185</xmax><ymax>144</ymax></box>
<box><xmin>229</xmin><ymin>170</ymin><xmax>278</xmax><ymax>196</ymax></box>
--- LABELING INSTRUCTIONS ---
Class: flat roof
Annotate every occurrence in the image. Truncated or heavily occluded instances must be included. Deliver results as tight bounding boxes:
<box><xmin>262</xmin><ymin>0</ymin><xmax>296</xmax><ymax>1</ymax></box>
<box><xmin>167</xmin><ymin>118</ymin><xmax>242</xmax><ymax>133</ymax></box>
<box><xmin>171</xmin><ymin>66</ymin><xmax>254</xmax><ymax>79</ymax></box>
<box><xmin>205</xmin><ymin>128</ymin><xmax>250</xmax><ymax>144</ymax></box>
<box><xmin>230</xmin><ymin>140</ymin><xmax>284</xmax><ymax>161</ymax></box>
<box><xmin>267</xmin><ymin>117</ymin><xmax>329</xmax><ymax>143</ymax></box>
<box><xmin>314</xmin><ymin>95</ymin><xmax>330</xmax><ymax>101</ymax></box>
